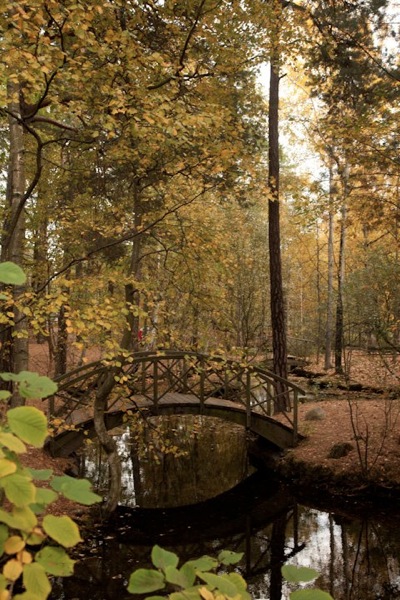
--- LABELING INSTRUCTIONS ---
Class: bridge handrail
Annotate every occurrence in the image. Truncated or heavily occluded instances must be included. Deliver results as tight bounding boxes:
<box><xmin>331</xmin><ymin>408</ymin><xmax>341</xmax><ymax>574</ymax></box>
<box><xmin>51</xmin><ymin>349</ymin><xmax>305</xmax><ymax>445</ymax></box>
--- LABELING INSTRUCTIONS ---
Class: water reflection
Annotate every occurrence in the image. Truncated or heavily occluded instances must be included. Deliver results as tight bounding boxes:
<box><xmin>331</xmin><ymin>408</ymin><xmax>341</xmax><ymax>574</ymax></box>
<box><xmin>50</xmin><ymin>415</ymin><xmax>400</xmax><ymax>600</ymax></box>
<box><xmin>77</xmin><ymin>415</ymin><xmax>251</xmax><ymax>507</ymax></box>
<box><xmin>50</xmin><ymin>496</ymin><xmax>400</xmax><ymax>600</ymax></box>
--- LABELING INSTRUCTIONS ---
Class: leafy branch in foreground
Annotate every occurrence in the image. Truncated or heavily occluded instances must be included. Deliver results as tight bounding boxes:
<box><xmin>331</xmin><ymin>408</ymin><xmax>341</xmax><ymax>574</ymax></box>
<box><xmin>128</xmin><ymin>545</ymin><xmax>249</xmax><ymax>600</ymax></box>
<box><xmin>127</xmin><ymin>548</ymin><xmax>335</xmax><ymax>600</ymax></box>
<box><xmin>282</xmin><ymin>565</ymin><xmax>334</xmax><ymax>600</ymax></box>
<box><xmin>0</xmin><ymin>261</ymin><xmax>101</xmax><ymax>599</ymax></box>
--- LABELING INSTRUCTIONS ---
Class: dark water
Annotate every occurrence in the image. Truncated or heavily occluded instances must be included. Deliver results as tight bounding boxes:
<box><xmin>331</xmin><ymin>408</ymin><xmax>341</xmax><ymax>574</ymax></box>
<box><xmin>50</xmin><ymin>416</ymin><xmax>400</xmax><ymax>600</ymax></box>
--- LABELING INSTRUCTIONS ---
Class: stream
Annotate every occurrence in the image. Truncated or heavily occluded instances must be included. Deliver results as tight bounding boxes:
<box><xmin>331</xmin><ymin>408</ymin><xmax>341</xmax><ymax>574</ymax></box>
<box><xmin>49</xmin><ymin>415</ymin><xmax>400</xmax><ymax>600</ymax></box>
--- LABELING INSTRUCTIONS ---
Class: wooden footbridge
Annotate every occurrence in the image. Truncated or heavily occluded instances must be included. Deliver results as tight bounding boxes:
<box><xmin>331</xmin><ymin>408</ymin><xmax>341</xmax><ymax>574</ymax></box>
<box><xmin>48</xmin><ymin>350</ymin><xmax>305</xmax><ymax>456</ymax></box>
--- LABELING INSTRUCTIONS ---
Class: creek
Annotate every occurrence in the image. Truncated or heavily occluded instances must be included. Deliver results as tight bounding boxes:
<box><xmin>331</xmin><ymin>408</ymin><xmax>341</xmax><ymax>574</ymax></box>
<box><xmin>49</xmin><ymin>415</ymin><xmax>400</xmax><ymax>600</ymax></box>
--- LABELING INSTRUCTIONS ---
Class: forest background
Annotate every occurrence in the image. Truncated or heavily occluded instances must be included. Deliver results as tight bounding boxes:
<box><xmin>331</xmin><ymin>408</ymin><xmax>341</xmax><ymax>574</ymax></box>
<box><xmin>1</xmin><ymin>0</ymin><xmax>400</xmax><ymax>401</ymax></box>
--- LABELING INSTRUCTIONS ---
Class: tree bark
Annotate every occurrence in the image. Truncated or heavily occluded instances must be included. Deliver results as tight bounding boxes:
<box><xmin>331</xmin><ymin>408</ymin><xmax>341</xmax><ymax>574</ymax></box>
<box><xmin>324</xmin><ymin>161</ymin><xmax>335</xmax><ymax>370</ymax></box>
<box><xmin>0</xmin><ymin>80</ymin><xmax>28</xmax><ymax>404</ymax></box>
<box><xmin>268</xmin><ymin>59</ymin><xmax>289</xmax><ymax>412</ymax></box>
<box><xmin>334</xmin><ymin>201</ymin><xmax>346</xmax><ymax>374</ymax></box>
<box><xmin>94</xmin><ymin>182</ymin><xmax>144</xmax><ymax>515</ymax></box>
<box><xmin>54</xmin><ymin>303</ymin><xmax>68</xmax><ymax>378</ymax></box>
<box><xmin>93</xmin><ymin>372</ymin><xmax>122</xmax><ymax>514</ymax></box>
<box><xmin>334</xmin><ymin>165</ymin><xmax>348</xmax><ymax>374</ymax></box>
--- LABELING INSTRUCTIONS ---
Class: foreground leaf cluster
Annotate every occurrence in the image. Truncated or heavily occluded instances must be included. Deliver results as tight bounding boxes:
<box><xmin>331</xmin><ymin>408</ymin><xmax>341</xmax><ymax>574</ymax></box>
<box><xmin>128</xmin><ymin>545</ymin><xmax>249</xmax><ymax>600</ymax></box>
<box><xmin>127</xmin><ymin>548</ymin><xmax>335</xmax><ymax>600</ymax></box>
<box><xmin>0</xmin><ymin>262</ymin><xmax>101</xmax><ymax>599</ymax></box>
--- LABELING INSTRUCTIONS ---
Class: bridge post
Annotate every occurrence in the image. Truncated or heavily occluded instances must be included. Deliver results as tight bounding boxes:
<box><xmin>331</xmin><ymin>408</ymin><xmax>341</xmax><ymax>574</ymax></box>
<box><xmin>199</xmin><ymin>356</ymin><xmax>205</xmax><ymax>409</ymax></box>
<box><xmin>267</xmin><ymin>381</ymin><xmax>273</xmax><ymax>415</ymax></box>
<box><xmin>141</xmin><ymin>361</ymin><xmax>147</xmax><ymax>394</ymax></box>
<box><xmin>293</xmin><ymin>389</ymin><xmax>298</xmax><ymax>445</ymax></box>
<box><xmin>246</xmin><ymin>370</ymin><xmax>251</xmax><ymax>428</ymax></box>
<box><xmin>153</xmin><ymin>359</ymin><xmax>158</xmax><ymax>407</ymax></box>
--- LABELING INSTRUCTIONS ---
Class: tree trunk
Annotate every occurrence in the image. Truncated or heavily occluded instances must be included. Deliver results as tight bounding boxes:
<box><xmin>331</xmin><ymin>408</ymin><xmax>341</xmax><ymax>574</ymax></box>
<box><xmin>0</xmin><ymin>80</ymin><xmax>28</xmax><ymax>404</ymax></box>
<box><xmin>324</xmin><ymin>162</ymin><xmax>335</xmax><ymax>370</ymax></box>
<box><xmin>334</xmin><ymin>165</ymin><xmax>348</xmax><ymax>374</ymax></box>
<box><xmin>269</xmin><ymin>514</ymin><xmax>286</xmax><ymax>600</ymax></box>
<box><xmin>32</xmin><ymin>212</ymin><xmax>49</xmax><ymax>345</ymax></box>
<box><xmin>54</xmin><ymin>303</ymin><xmax>68</xmax><ymax>378</ymax></box>
<box><xmin>93</xmin><ymin>372</ymin><xmax>122</xmax><ymax>514</ymax></box>
<box><xmin>268</xmin><ymin>59</ymin><xmax>289</xmax><ymax>412</ymax></box>
<box><xmin>94</xmin><ymin>183</ymin><xmax>144</xmax><ymax>515</ymax></box>
<box><xmin>334</xmin><ymin>201</ymin><xmax>346</xmax><ymax>374</ymax></box>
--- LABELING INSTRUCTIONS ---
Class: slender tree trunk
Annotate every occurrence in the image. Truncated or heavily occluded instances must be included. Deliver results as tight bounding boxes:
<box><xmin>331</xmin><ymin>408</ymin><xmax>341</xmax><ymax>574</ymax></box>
<box><xmin>94</xmin><ymin>183</ymin><xmax>144</xmax><ymax>515</ymax></box>
<box><xmin>32</xmin><ymin>210</ymin><xmax>49</xmax><ymax>345</ymax></box>
<box><xmin>334</xmin><ymin>203</ymin><xmax>346</xmax><ymax>374</ymax></box>
<box><xmin>54</xmin><ymin>302</ymin><xmax>68</xmax><ymax>378</ymax></box>
<box><xmin>268</xmin><ymin>59</ymin><xmax>288</xmax><ymax>412</ymax></box>
<box><xmin>93</xmin><ymin>372</ymin><xmax>122</xmax><ymax>514</ymax></box>
<box><xmin>269</xmin><ymin>514</ymin><xmax>286</xmax><ymax>600</ymax></box>
<box><xmin>123</xmin><ymin>185</ymin><xmax>142</xmax><ymax>352</ymax></box>
<box><xmin>334</xmin><ymin>165</ymin><xmax>348</xmax><ymax>374</ymax></box>
<box><xmin>325</xmin><ymin>162</ymin><xmax>335</xmax><ymax>370</ymax></box>
<box><xmin>0</xmin><ymin>81</ymin><xmax>28</xmax><ymax>404</ymax></box>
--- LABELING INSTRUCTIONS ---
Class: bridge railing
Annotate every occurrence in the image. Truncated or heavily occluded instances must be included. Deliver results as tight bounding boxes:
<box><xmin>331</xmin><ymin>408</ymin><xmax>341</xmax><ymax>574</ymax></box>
<box><xmin>52</xmin><ymin>350</ymin><xmax>305</xmax><ymax>444</ymax></box>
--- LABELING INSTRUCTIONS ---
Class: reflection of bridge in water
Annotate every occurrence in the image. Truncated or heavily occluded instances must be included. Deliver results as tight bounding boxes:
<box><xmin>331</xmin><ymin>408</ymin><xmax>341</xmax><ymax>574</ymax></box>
<box><xmin>106</xmin><ymin>470</ymin><xmax>295</xmax><ymax>544</ymax></box>
<box><xmin>49</xmin><ymin>350</ymin><xmax>305</xmax><ymax>456</ymax></box>
<box><xmin>57</xmin><ymin>471</ymin><xmax>304</xmax><ymax>600</ymax></box>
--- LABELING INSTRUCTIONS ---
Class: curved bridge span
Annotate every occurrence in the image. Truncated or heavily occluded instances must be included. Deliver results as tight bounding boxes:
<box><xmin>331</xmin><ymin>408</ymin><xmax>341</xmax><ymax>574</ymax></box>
<box><xmin>49</xmin><ymin>350</ymin><xmax>305</xmax><ymax>455</ymax></box>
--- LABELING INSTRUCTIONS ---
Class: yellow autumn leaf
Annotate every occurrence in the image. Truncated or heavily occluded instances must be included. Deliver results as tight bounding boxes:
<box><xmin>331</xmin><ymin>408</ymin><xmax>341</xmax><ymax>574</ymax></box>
<box><xmin>4</xmin><ymin>536</ymin><xmax>25</xmax><ymax>555</ymax></box>
<box><xmin>199</xmin><ymin>587</ymin><xmax>215</xmax><ymax>600</ymax></box>
<box><xmin>18</xmin><ymin>550</ymin><xmax>32</xmax><ymax>564</ymax></box>
<box><xmin>0</xmin><ymin>460</ymin><xmax>17</xmax><ymax>479</ymax></box>
<box><xmin>3</xmin><ymin>558</ymin><xmax>23</xmax><ymax>582</ymax></box>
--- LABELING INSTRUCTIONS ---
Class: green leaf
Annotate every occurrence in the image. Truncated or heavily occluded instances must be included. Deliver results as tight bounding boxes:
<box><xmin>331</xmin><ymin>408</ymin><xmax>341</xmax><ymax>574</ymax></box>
<box><xmin>282</xmin><ymin>565</ymin><xmax>319</xmax><ymax>583</ymax></box>
<box><xmin>50</xmin><ymin>475</ymin><xmax>101</xmax><ymax>505</ymax></box>
<box><xmin>185</xmin><ymin>556</ymin><xmax>218</xmax><ymax>571</ymax></box>
<box><xmin>32</xmin><ymin>487</ymin><xmax>58</xmax><ymax>507</ymax></box>
<box><xmin>290</xmin><ymin>590</ymin><xmax>334</xmax><ymax>600</ymax></box>
<box><xmin>0</xmin><ymin>391</ymin><xmax>11</xmax><ymax>401</ymax></box>
<box><xmin>170</xmin><ymin>591</ymin><xmax>202</xmax><ymax>600</ymax></box>
<box><xmin>42</xmin><ymin>515</ymin><xmax>82</xmax><ymax>548</ymax></box>
<box><xmin>197</xmin><ymin>572</ymin><xmax>238</xmax><ymax>597</ymax></box>
<box><xmin>225</xmin><ymin>572</ymin><xmax>248</xmax><ymax>591</ymax></box>
<box><xmin>7</xmin><ymin>407</ymin><xmax>48</xmax><ymax>448</ymax></box>
<box><xmin>179</xmin><ymin>562</ymin><xmax>196</xmax><ymax>588</ymax></box>
<box><xmin>0</xmin><ymin>262</ymin><xmax>26</xmax><ymax>285</ymax></box>
<box><xmin>1</xmin><ymin>473</ymin><xmax>36</xmax><ymax>507</ymax></box>
<box><xmin>218</xmin><ymin>550</ymin><xmax>244</xmax><ymax>565</ymax></box>
<box><xmin>1</xmin><ymin>373</ymin><xmax>57</xmax><ymax>399</ymax></box>
<box><xmin>36</xmin><ymin>546</ymin><xmax>75</xmax><ymax>576</ymax></box>
<box><xmin>0</xmin><ymin>432</ymin><xmax>26</xmax><ymax>453</ymax></box>
<box><xmin>127</xmin><ymin>569</ymin><xmax>166</xmax><ymax>594</ymax></box>
<box><xmin>151</xmin><ymin>545</ymin><xmax>179</xmax><ymax>570</ymax></box>
<box><xmin>0</xmin><ymin>525</ymin><xmax>9</xmax><ymax>557</ymax></box>
<box><xmin>0</xmin><ymin>507</ymin><xmax>37</xmax><ymax>532</ymax></box>
<box><xmin>165</xmin><ymin>564</ymin><xmax>196</xmax><ymax>588</ymax></box>
<box><xmin>27</xmin><ymin>468</ymin><xmax>53</xmax><ymax>481</ymax></box>
<box><xmin>23</xmin><ymin>563</ymin><xmax>51</xmax><ymax>599</ymax></box>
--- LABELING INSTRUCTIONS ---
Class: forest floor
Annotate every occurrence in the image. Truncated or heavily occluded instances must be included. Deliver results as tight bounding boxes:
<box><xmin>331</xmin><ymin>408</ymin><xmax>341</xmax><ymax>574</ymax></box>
<box><xmin>278</xmin><ymin>349</ymin><xmax>400</xmax><ymax>500</ymax></box>
<box><xmin>23</xmin><ymin>343</ymin><xmax>400</xmax><ymax>512</ymax></box>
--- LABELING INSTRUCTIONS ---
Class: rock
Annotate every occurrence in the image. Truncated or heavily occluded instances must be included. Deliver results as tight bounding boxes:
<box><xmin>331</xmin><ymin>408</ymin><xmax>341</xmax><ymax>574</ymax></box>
<box><xmin>304</xmin><ymin>407</ymin><xmax>326</xmax><ymax>421</ymax></box>
<box><xmin>328</xmin><ymin>442</ymin><xmax>354</xmax><ymax>459</ymax></box>
<box><xmin>338</xmin><ymin>382</ymin><xmax>363</xmax><ymax>391</ymax></box>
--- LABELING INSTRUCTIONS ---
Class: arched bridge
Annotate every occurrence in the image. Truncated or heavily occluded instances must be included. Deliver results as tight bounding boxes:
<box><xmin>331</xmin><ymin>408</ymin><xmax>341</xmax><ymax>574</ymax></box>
<box><xmin>49</xmin><ymin>350</ymin><xmax>305</xmax><ymax>456</ymax></box>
